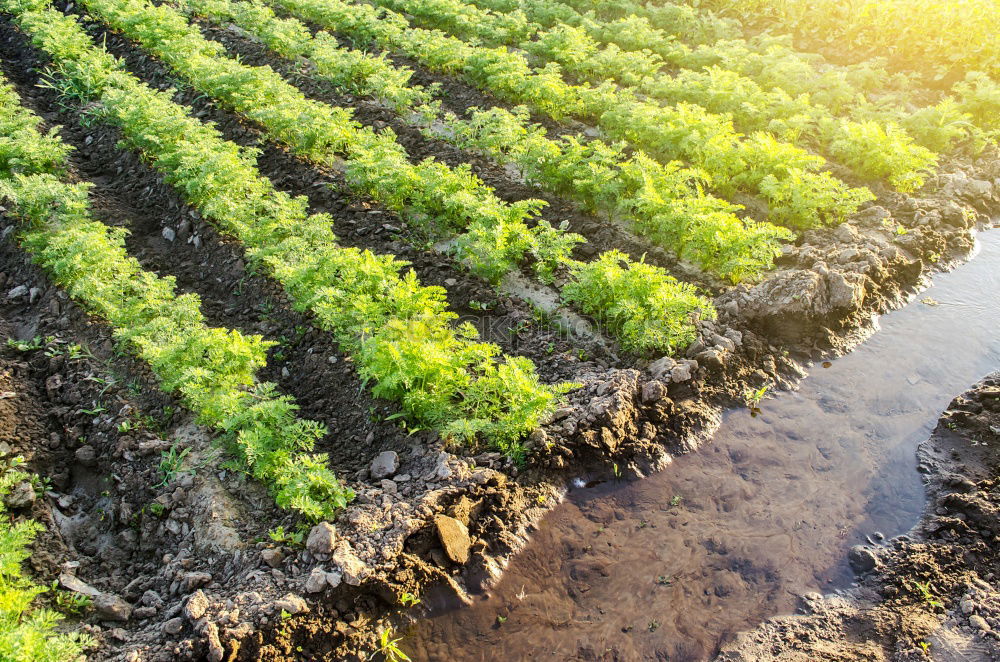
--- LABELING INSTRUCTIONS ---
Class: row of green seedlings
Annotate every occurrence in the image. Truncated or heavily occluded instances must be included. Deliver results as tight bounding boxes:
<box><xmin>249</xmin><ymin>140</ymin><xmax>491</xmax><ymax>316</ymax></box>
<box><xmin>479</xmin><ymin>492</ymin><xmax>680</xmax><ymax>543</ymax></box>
<box><xmin>550</xmin><ymin>0</ymin><xmax>741</xmax><ymax>46</ymax></box>
<box><xmin>3</xmin><ymin>0</ymin><xmax>583</xmax><ymax>466</ymax></box>
<box><xmin>481</xmin><ymin>0</ymin><xmax>999</xmax><ymax>152</ymax></box>
<box><xmin>532</xmin><ymin>0</ymin><xmax>1000</xmax><ymax>141</ymax></box>
<box><xmin>0</xmin><ymin>456</ymin><xmax>92</xmax><ymax>661</ymax></box>
<box><xmin>359</xmin><ymin>0</ymin><xmax>933</xmax><ymax>195</ymax></box>
<box><xmin>71</xmin><ymin>0</ymin><xmax>718</xmax><ymax>355</ymax></box>
<box><xmin>265</xmin><ymin>0</ymin><xmax>874</xmax><ymax>230</ymax></box>
<box><xmin>176</xmin><ymin>0</ymin><xmax>790</xmax><ymax>284</ymax></box>
<box><xmin>693</xmin><ymin>0</ymin><xmax>1000</xmax><ymax>87</ymax></box>
<box><xmin>83</xmin><ymin>0</ymin><xmax>577</xmax><ymax>288</ymax></box>
<box><xmin>524</xmin><ymin>0</ymin><xmax>917</xmax><ymax>105</ymax></box>
<box><xmin>0</xmin><ymin>68</ymin><xmax>353</xmax><ymax>520</ymax></box>
<box><xmin>364</xmin><ymin>0</ymin><xmax>940</xmax><ymax>194</ymax></box>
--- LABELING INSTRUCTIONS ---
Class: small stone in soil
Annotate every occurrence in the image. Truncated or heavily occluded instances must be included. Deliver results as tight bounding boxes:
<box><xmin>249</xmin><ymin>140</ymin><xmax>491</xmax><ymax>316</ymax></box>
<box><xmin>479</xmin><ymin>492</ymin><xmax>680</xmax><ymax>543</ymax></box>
<box><xmin>272</xmin><ymin>593</ymin><xmax>308</xmax><ymax>615</ymax></box>
<box><xmin>260</xmin><ymin>548</ymin><xmax>283</xmax><ymax>569</ymax></box>
<box><xmin>848</xmin><ymin>545</ymin><xmax>878</xmax><ymax>574</ymax></box>
<box><xmin>93</xmin><ymin>593</ymin><xmax>132</xmax><ymax>622</ymax></box>
<box><xmin>163</xmin><ymin>617</ymin><xmax>184</xmax><ymax>635</ymax></box>
<box><xmin>184</xmin><ymin>590</ymin><xmax>209</xmax><ymax>621</ymax></box>
<box><xmin>306</xmin><ymin>522</ymin><xmax>337</xmax><ymax>555</ymax></box>
<box><xmin>74</xmin><ymin>445</ymin><xmax>97</xmax><ymax>466</ymax></box>
<box><xmin>369</xmin><ymin>450</ymin><xmax>400</xmax><ymax>479</ymax></box>
<box><xmin>304</xmin><ymin>567</ymin><xmax>328</xmax><ymax>594</ymax></box>
<box><xmin>435</xmin><ymin>515</ymin><xmax>472</xmax><ymax>565</ymax></box>
<box><xmin>331</xmin><ymin>542</ymin><xmax>369</xmax><ymax>586</ymax></box>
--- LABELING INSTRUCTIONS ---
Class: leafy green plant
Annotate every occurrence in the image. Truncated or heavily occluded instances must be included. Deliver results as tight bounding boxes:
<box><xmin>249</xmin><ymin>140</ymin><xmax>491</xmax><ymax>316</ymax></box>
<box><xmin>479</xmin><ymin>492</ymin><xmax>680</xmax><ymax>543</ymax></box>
<box><xmin>745</xmin><ymin>384</ymin><xmax>770</xmax><ymax>416</ymax></box>
<box><xmin>6</xmin><ymin>336</ymin><xmax>49</xmax><ymax>352</ymax></box>
<box><xmin>48</xmin><ymin>580</ymin><xmax>92</xmax><ymax>616</ymax></box>
<box><xmin>376</xmin><ymin>629</ymin><xmax>410</xmax><ymax>662</ymax></box>
<box><xmin>562</xmin><ymin>251</ymin><xmax>714</xmax><ymax>354</ymax></box>
<box><xmin>824</xmin><ymin>120</ymin><xmax>936</xmax><ymax>192</ymax></box>
<box><xmin>0</xmin><ymin>459</ymin><xmax>93</xmax><ymax>660</ymax></box>
<box><xmin>913</xmin><ymin>581</ymin><xmax>944</xmax><ymax>609</ymax></box>
<box><xmin>267</xmin><ymin>525</ymin><xmax>305</xmax><ymax>547</ymax></box>
<box><xmin>157</xmin><ymin>444</ymin><xmax>191</xmax><ymax>487</ymax></box>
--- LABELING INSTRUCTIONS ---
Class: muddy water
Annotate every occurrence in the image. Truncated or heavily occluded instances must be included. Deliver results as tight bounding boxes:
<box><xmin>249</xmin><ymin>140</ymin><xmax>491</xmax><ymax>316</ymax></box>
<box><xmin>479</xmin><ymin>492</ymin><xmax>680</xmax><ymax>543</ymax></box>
<box><xmin>404</xmin><ymin>231</ymin><xmax>1000</xmax><ymax>661</ymax></box>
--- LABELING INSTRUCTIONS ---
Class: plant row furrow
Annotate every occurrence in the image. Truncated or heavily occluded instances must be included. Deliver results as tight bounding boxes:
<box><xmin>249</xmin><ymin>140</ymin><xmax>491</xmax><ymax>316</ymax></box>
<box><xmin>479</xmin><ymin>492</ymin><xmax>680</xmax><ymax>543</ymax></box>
<box><xmin>0</xmin><ymin>67</ymin><xmax>351</xmax><ymax>520</ymax></box>
<box><xmin>534</xmin><ymin>0</ymin><xmax>1000</xmax><ymax>143</ymax></box>
<box><xmin>373</xmin><ymin>0</ymin><xmax>940</xmax><ymax>193</ymax></box>
<box><xmin>689</xmin><ymin>0</ymin><xmax>1000</xmax><ymax>85</ymax></box>
<box><xmin>268</xmin><ymin>0</ymin><xmax>874</xmax><ymax>229</ymax></box>
<box><xmin>83</xmin><ymin>0</ymin><xmax>582</xmax><ymax>286</ymax></box>
<box><xmin>75</xmin><ymin>0</ymin><xmax>720</xmax><ymax>355</ymax></box>
<box><xmin>1</xmin><ymin>0</ymin><xmax>572</xmax><ymax>460</ymax></box>
<box><xmin>177</xmin><ymin>0</ymin><xmax>788</xmax><ymax>284</ymax></box>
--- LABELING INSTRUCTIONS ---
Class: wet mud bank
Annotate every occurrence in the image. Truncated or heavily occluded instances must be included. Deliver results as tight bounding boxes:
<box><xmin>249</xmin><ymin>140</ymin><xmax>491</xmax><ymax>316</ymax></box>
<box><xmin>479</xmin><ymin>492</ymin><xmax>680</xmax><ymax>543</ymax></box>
<box><xmin>719</xmin><ymin>373</ymin><xmax>1000</xmax><ymax>661</ymax></box>
<box><xmin>402</xmin><ymin>230</ymin><xmax>1000</xmax><ymax>660</ymax></box>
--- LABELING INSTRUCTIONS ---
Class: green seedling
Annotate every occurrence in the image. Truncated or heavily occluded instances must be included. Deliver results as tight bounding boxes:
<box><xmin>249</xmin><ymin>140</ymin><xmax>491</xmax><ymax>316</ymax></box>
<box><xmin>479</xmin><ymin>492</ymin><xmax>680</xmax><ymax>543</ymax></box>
<box><xmin>49</xmin><ymin>580</ymin><xmax>92</xmax><ymax>616</ymax></box>
<box><xmin>158</xmin><ymin>444</ymin><xmax>191</xmax><ymax>487</ymax></box>
<box><xmin>268</xmin><ymin>525</ymin><xmax>305</xmax><ymax>547</ymax></box>
<box><xmin>745</xmin><ymin>384</ymin><xmax>770</xmax><ymax>416</ymax></box>
<box><xmin>6</xmin><ymin>336</ymin><xmax>48</xmax><ymax>352</ymax></box>
<box><xmin>914</xmin><ymin>581</ymin><xmax>943</xmax><ymax>609</ymax></box>
<box><xmin>376</xmin><ymin>629</ymin><xmax>410</xmax><ymax>662</ymax></box>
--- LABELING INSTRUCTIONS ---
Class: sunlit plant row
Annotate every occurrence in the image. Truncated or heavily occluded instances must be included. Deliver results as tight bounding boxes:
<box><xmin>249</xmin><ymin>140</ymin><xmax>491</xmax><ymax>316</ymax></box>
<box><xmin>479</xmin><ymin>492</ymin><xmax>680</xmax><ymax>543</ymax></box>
<box><xmin>2</xmin><ymin>0</ymin><xmax>571</xmax><ymax>460</ymax></box>
<box><xmin>0</xmin><ymin>71</ymin><xmax>352</xmax><ymax>520</ymax></box>
<box><xmin>178</xmin><ymin>0</ymin><xmax>787</xmax><ymax>283</ymax></box>
<box><xmin>265</xmin><ymin>0</ymin><xmax>875</xmax><ymax>229</ymax></box>
<box><xmin>690</xmin><ymin>0</ymin><xmax>1000</xmax><ymax>84</ymax></box>
<box><xmin>469</xmin><ymin>0</ymin><xmax>997</xmax><ymax>151</ymax></box>
<box><xmin>435</xmin><ymin>106</ymin><xmax>791</xmax><ymax>283</ymax></box>
<box><xmin>367</xmin><ymin>0</ymin><xmax>939</xmax><ymax>192</ymax></box>
<box><xmin>78</xmin><ymin>0</ymin><xmax>716</xmax><ymax>353</ymax></box>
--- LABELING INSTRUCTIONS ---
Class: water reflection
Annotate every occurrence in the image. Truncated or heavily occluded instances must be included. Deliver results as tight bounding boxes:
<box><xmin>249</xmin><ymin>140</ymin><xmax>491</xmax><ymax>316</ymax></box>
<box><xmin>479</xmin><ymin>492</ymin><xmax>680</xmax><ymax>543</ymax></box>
<box><xmin>406</xmin><ymin>231</ymin><xmax>1000</xmax><ymax>661</ymax></box>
